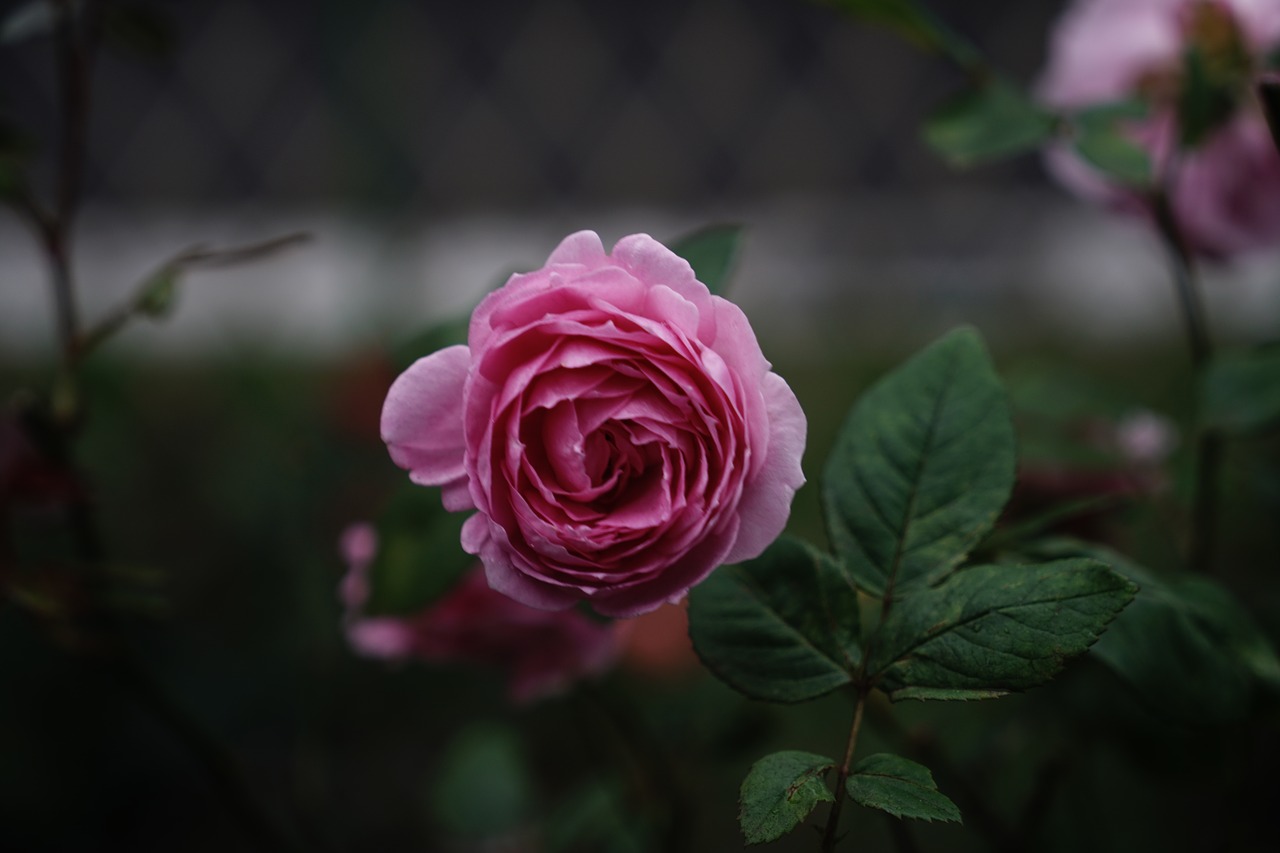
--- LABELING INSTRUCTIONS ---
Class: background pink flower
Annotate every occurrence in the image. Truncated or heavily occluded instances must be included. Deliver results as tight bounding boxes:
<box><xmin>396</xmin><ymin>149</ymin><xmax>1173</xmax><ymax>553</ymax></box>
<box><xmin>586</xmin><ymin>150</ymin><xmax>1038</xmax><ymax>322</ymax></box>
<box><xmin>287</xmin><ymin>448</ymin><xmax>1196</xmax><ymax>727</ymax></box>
<box><xmin>1039</xmin><ymin>0</ymin><xmax>1280</xmax><ymax>256</ymax></box>
<box><xmin>339</xmin><ymin>523</ymin><xmax>622</xmax><ymax>704</ymax></box>
<box><xmin>381</xmin><ymin>231</ymin><xmax>806</xmax><ymax>617</ymax></box>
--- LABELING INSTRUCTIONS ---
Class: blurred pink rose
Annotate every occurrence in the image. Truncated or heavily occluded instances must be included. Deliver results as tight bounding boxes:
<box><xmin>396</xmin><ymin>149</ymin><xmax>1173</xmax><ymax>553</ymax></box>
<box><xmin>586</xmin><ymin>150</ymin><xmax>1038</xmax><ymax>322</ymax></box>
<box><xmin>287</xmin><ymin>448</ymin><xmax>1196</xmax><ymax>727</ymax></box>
<box><xmin>1039</xmin><ymin>0</ymin><xmax>1280</xmax><ymax>256</ymax></box>
<box><xmin>1114</xmin><ymin>409</ymin><xmax>1179</xmax><ymax>465</ymax></box>
<box><xmin>381</xmin><ymin>231</ymin><xmax>806</xmax><ymax>617</ymax></box>
<box><xmin>339</xmin><ymin>523</ymin><xmax>622</xmax><ymax>704</ymax></box>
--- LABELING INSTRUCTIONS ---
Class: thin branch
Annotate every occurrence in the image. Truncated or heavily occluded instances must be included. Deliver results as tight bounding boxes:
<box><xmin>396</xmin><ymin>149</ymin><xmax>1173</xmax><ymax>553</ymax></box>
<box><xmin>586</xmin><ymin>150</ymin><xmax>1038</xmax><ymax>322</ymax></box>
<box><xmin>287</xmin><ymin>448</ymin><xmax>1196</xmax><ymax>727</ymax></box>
<box><xmin>47</xmin><ymin>0</ymin><xmax>97</xmax><ymax>356</ymax></box>
<box><xmin>1151</xmin><ymin>192</ymin><xmax>1210</xmax><ymax>368</ymax></box>
<box><xmin>821</xmin><ymin>690</ymin><xmax>868</xmax><ymax>852</ymax></box>
<box><xmin>71</xmin><ymin>232</ymin><xmax>312</xmax><ymax>363</ymax></box>
<box><xmin>172</xmin><ymin>232</ymin><xmax>313</xmax><ymax>269</ymax></box>
<box><xmin>1150</xmin><ymin>188</ymin><xmax>1220</xmax><ymax>574</ymax></box>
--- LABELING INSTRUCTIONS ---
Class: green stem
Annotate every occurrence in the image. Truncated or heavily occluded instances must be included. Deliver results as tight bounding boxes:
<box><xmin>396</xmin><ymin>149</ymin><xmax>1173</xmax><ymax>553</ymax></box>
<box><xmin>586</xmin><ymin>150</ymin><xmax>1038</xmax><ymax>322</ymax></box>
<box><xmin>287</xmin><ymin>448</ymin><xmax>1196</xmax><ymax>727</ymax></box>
<box><xmin>48</xmin><ymin>0</ymin><xmax>96</xmax><ymax>363</ymax></box>
<box><xmin>1151</xmin><ymin>190</ymin><xmax>1219</xmax><ymax>573</ymax></box>
<box><xmin>1153</xmin><ymin>194</ymin><xmax>1210</xmax><ymax>367</ymax></box>
<box><xmin>821</xmin><ymin>690</ymin><xmax>867</xmax><ymax>852</ymax></box>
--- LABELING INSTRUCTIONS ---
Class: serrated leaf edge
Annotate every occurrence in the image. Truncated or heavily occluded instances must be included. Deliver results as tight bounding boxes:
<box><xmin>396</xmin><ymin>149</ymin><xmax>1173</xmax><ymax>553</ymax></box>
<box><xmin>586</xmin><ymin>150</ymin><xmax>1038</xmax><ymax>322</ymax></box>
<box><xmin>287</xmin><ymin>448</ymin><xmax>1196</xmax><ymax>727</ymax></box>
<box><xmin>845</xmin><ymin>756</ymin><xmax>962</xmax><ymax>824</ymax></box>
<box><xmin>738</xmin><ymin>752</ymin><xmax>837</xmax><ymax>845</ymax></box>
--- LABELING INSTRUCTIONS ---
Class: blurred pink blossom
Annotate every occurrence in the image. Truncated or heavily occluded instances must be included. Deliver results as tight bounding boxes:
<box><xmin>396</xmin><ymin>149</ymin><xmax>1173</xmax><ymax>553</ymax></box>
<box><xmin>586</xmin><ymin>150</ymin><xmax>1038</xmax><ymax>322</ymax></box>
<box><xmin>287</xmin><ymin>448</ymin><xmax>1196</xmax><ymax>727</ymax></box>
<box><xmin>338</xmin><ymin>523</ymin><xmax>624</xmax><ymax>704</ymax></box>
<box><xmin>1114</xmin><ymin>409</ymin><xmax>1179</xmax><ymax>465</ymax></box>
<box><xmin>1039</xmin><ymin>0</ymin><xmax>1280</xmax><ymax>256</ymax></box>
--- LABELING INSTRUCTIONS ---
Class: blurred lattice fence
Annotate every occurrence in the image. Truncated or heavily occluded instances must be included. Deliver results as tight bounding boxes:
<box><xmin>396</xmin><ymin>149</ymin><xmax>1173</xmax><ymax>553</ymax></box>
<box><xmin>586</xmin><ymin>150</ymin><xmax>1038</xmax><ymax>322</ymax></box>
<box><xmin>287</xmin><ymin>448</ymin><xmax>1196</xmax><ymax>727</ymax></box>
<box><xmin>2</xmin><ymin>0</ymin><xmax>1063</xmax><ymax>209</ymax></box>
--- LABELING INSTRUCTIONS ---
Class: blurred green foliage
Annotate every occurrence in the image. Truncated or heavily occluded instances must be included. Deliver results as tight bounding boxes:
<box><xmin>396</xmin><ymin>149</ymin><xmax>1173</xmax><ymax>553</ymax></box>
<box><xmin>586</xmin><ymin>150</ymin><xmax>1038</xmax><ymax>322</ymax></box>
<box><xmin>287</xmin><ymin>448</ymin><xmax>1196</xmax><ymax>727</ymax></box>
<box><xmin>1</xmin><ymin>331</ymin><xmax>1277</xmax><ymax>852</ymax></box>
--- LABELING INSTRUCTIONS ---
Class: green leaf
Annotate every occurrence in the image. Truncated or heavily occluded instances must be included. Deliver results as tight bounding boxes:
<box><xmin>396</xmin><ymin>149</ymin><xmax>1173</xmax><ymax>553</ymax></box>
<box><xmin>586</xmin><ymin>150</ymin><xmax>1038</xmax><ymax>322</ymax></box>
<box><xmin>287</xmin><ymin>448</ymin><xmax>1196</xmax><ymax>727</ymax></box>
<box><xmin>1075</xmin><ymin>99</ymin><xmax>1150</xmax><ymax>130</ymax></box>
<box><xmin>924</xmin><ymin>80</ymin><xmax>1057</xmax><ymax>167</ymax></box>
<box><xmin>1074</xmin><ymin>128</ymin><xmax>1151</xmax><ymax>186</ymax></box>
<box><xmin>739</xmin><ymin>751</ymin><xmax>836</xmax><ymax>844</ymax></box>
<box><xmin>1201</xmin><ymin>345</ymin><xmax>1280</xmax><ymax>434</ymax></box>
<box><xmin>1032</xmin><ymin>539</ymin><xmax>1280</xmax><ymax>723</ymax></box>
<box><xmin>1094</xmin><ymin>576</ymin><xmax>1279</xmax><ymax>723</ymax></box>
<box><xmin>392</xmin><ymin>314</ymin><xmax>472</xmax><ymax>372</ymax></box>
<box><xmin>364</xmin><ymin>484</ymin><xmax>474</xmax><ymax>616</ymax></box>
<box><xmin>845</xmin><ymin>753</ymin><xmax>961</xmax><ymax>823</ymax></box>
<box><xmin>670</xmin><ymin>223</ymin><xmax>744</xmax><ymax>296</ymax></box>
<box><xmin>689</xmin><ymin>537</ymin><xmax>860</xmax><ymax>702</ymax></box>
<box><xmin>825</xmin><ymin>0</ymin><xmax>982</xmax><ymax>70</ymax></box>
<box><xmin>822</xmin><ymin>327</ymin><xmax>1015</xmax><ymax>598</ymax></box>
<box><xmin>869</xmin><ymin>559</ymin><xmax>1137</xmax><ymax>700</ymax></box>
<box><xmin>430</xmin><ymin>723</ymin><xmax>530</xmax><ymax>840</ymax></box>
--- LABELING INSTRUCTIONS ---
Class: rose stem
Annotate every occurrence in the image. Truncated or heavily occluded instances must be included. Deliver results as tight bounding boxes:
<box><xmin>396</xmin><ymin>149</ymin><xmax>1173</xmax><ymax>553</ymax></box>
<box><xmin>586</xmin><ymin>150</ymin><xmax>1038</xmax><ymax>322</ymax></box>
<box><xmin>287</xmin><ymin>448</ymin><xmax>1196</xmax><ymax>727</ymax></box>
<box><xmin>48</xmin><ymin>0</ymin><xmax>94</xmax><ymax>374</ymax></box>
<box><xmin>1151</xmin><ymin>188</ymin><xmax>1221</xmax><ymax>575</ymax></box>
<box><xmin>821</xmin><ymin>688</ymin><xmax>867</xmax><ymax>852</ymax></box>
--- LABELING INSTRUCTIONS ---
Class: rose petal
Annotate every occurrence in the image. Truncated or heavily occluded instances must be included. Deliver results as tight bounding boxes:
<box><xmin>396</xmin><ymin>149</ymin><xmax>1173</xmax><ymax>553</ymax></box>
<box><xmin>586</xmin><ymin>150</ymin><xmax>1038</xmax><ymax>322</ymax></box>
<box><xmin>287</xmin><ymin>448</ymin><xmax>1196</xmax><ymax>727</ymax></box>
<box><xmin>611</xmin><ymin>233</ymin><xmax>707</xmax><ymax>307</ymax></box>
<box><xmin>590</xmin><ymin>517</ymin><xmax>740</xmax><ymax>618</ymax></box>
<box><xmin>723</xmin><ymin>372</ymin><xmax>807</xmax><ymax>564</ymax></box>
<box><xmin>477</xmin><ymin>520</ymin><xmax>583</xmax><ymax>610</ymax></box>
<box><xmin>545</xmin><ymin>229</ymin><xmax>609</xmax><ymax>267</ymax></box>
<box><xmin>382</xmin><ymin>345</ymin><xmax>471</xmax><ymax>496</ymax></box>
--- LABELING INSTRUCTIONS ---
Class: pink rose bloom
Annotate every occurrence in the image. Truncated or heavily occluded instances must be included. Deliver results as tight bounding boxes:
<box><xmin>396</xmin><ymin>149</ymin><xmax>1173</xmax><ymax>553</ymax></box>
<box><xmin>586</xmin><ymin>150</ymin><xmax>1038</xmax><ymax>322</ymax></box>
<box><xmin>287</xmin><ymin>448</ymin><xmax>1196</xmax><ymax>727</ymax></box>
<box><xmin>1039</xmin><ymin>0</ymin><xmax>1280</xmax><ymax>256</ymax></box>
<box><xmin>338</xmin><ymin>523</ymin><xmax>622</xmax><ymax>704</ymax></box>
<box><xmin>381</xmin><ymin>231</ymin><xmax>806</xmax><ymax>617</ymax></box>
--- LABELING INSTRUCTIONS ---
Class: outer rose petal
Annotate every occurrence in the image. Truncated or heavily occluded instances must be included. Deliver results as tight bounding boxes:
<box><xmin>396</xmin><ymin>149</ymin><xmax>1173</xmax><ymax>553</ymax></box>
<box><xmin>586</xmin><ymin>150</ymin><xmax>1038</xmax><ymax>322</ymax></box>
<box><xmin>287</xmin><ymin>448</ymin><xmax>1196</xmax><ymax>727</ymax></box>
<box><xmin>545</xmin><ymin>229</ymin><xmax>609</xmax><ymax>267</ymax></box>
<box><xmin>471</xmin><ymin>516</ymin><xmax>583</xmax><ymax>611</ymax></box>
<box><xmin>722</xmin><ymin>372</ymin><xmax>808</xmax><ymax>565</ymax></box>
<box><xmin>612</xmin><ymin>233</ymin><xmax>703</xmax><ymax>301</ymax></box>
<box><xmin>381</xmin><ymin>345</ymin><xmax>471</xmax><ymax>497</ymax></box>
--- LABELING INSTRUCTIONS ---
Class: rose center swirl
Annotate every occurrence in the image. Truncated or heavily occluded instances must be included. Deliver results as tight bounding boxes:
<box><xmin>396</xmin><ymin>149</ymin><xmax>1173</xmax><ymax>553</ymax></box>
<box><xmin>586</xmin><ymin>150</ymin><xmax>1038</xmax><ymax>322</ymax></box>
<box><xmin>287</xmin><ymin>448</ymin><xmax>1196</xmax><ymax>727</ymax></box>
<box><xmin>509</xmin><ymin>358</ymin><xmax>727</xmax><ymax>555</ymax></box>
